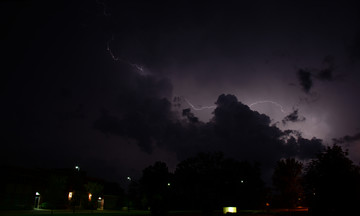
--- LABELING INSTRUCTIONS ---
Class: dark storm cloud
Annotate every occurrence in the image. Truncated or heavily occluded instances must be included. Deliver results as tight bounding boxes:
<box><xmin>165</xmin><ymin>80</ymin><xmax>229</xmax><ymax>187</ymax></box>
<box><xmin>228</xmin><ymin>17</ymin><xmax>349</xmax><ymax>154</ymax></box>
<box><xmin>95</xmin><ymin>92</ymin><xmax>324</xmax><ymax>169</ymax></box>
<box><xmin>297</xmin><ymin>69</ymin><xmax>313</xmax><ymax>93</ymax></box>
<box><xmin>6</xmin><ymin>0</ymin><xmax>357</xmax><ymax>182</ymax></box>
<box><xmin>94</xmin><ymin>64</ymin><xmax>174</xmax><ymax>153</ymax></box>
<box><xmin>182</xmin><ymin>108</ymin><xmax>199</xmax><ymax>124</ymax></box>
<box><xmin>205</xmin><ymin>95</ymin><xmax>323</xmax><ymax>163</ymax></box>
<box><xmin>282</xmin><ymin>109</ymin><xmax>306</xmax><ymax>125</ymax></box>
<box><xmin>333</xmin><ymin>133</ymin><xmax>360</xmax><ymax>145</ymax></box>
<box><xmin>1</xmin><ymin>0</ymin><xmax>179</xmax><ymax>168</ymax></box>
<box><xmin>297</xmin><ymin>56</ymin><xmax>340</xmax><ymax>93</ymax></box>
<box><xmin>94</xmin><ymin>110</ymin><xmax>123</xmax><ymax>136</ymax></box>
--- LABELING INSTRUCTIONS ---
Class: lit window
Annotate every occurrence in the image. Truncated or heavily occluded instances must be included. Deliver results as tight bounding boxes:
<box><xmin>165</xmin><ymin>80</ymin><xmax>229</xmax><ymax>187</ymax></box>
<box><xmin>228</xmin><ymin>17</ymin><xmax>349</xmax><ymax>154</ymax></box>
<box><xmin>88</xmin><ymin>193</ymin><xmax>92</xmax><ymax>201</ymax></box>
<box><xmin>68</xmin><ymin>192</ymin><xmax>73</xmax><ymax>200</ymax></box>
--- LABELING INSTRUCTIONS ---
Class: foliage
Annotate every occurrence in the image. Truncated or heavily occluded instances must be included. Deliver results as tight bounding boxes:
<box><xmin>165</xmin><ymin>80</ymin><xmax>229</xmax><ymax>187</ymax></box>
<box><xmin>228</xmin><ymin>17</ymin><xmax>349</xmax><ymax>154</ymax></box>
<box><xmin>174</xmin><ymin>152</ymin><xmax>265</xmax><ymax>213</ymax></box>
<box><xmin>43</xmin><ymin>175</ymin><xmax>68</xmax><ymax>209</ymax></box>
<box><xmin>135</xmin><ymin>155</ymin><xmax>265</xmax><ymax>215</ymax></box>
<box><xmin>304</xmin><ymin>145</ymin><xmax>360</xmax><ymax>215</ymax></box>
<box><xmin>272</xmin><ymin>158</ymin><xmax>303</xmax><ymax>208</ymax></box>
<box><xmin>139</xmin><ymin>161</ymin><xmax>171</xmax><ymax>216</ymax></box>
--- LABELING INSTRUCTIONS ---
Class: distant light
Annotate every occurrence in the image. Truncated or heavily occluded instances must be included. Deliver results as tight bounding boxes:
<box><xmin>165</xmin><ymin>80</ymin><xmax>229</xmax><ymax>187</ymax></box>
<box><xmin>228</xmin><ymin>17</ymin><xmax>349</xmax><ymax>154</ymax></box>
<box><xmin>266</xmin><ymin>202</ymin><xmax>270</xmax><ymax>207</ymax></box>
<box><xmin>127</xmin><ymin>176</ymin><xmax>131</xmax><ymax>181</ymax></box>
<box><xmin>68</xmin><ymin>192</ymin><xmax>73</xmax><ymax>200</ymax></box>
<box><xmin>98</xmin><ymin>197</ymin><xmax>102</xmax><ymax>200</ymax></box>
<box><xmin>75</xmin><ymin>165</ymin><xmax>80</xmax><ymax>171</ymax></box>
<box><xmin>167</xmin><ymin>183</ymin><xmax>171</xmax><ymax>186</ymax></box>
<box><xmin>88</xmin><ymin>193</ymin><xmax>92</xmax><ymax>201</ymax></box>
<box><xmin>223</xmin><ymin>207</ymin><xmax>237</xmax><ymax>214</ymax></box>
<box><xmin>241</xmin><ymin>180</ymin><xmax>244</xmax><ymax>183</ymax></box>
<box><xmin>35</xmin><ymin>192</ymin><xmax>40</xmax><ymax>196</ymax></box>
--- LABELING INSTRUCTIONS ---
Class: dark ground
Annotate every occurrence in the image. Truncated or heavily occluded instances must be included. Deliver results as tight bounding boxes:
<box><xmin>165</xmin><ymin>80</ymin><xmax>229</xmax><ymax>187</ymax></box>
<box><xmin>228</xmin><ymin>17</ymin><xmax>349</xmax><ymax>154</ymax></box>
<box><xmin>0</xmin><ymin>209</ymin><xmax>308</xmax><ymax>216</ymax></box>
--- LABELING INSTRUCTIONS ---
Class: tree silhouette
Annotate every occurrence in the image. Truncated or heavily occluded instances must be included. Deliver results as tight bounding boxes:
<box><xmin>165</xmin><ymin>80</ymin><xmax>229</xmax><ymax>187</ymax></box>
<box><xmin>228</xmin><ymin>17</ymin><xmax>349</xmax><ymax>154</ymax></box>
<box><xmin>174</xmin><ymin>152</ymin><xmax>265</xmax><ymax>214</ymax></box>
<box><xmin>139</xmin><ymin>161</ymin><xmax>171</xmax><ymax>216</ymax></box>
<box><xmin>43</xmin><ymin>175</ymin><xmax>68</xmax><ymax>212</ymax></box>
<box><xmin>272</xmin><ymin>158</ymin><xmax>303</xmax><ymax>208</ymax></box>
<box><xmin>304</xmin><ymin>145</ymin><xmax>360</xmax><ymax>215</ymax></box>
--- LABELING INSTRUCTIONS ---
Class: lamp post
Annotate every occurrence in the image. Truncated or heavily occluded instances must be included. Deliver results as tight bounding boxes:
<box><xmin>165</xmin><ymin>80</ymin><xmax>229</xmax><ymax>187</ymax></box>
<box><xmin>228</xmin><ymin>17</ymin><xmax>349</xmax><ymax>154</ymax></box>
<box><xmin>34</xmin><ymin>192</ymin><xmax>40</xmax><ymax>209</ymax></box>
<box><xmin>126</xmin><ymin>177</ymin><xmax>132</xmax><ymax>211</ymax></box>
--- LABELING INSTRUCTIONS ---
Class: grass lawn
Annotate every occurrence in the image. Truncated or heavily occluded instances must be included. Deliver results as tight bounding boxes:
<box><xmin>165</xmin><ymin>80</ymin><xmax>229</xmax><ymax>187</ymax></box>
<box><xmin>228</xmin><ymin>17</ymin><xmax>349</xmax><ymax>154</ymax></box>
<box><xmin>0</xmin><ymin>209</ymin><xmax>308</xmax><ymax>216</ymax></box>
<box><xmin>0</xmin><ymin>210</ymin><xmax>150</xmax><ymax>216</ymax></box>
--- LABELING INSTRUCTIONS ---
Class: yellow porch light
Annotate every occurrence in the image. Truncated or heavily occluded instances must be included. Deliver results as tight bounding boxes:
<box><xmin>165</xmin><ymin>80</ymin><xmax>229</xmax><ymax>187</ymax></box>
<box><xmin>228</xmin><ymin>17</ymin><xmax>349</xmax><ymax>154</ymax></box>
<box><xmin>68</xmin><ymin>192</ymin><xmax>73</xmax><ymax>200</ymax></box>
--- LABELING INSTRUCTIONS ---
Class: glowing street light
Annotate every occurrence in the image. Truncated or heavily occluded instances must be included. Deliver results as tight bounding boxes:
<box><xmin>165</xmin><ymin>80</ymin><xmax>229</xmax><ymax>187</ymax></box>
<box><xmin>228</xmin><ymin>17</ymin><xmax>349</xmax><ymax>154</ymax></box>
<box><xmin>75</xmin><ymin>165</ymin><xmax>80</xmax><ymax>171</ymax></box>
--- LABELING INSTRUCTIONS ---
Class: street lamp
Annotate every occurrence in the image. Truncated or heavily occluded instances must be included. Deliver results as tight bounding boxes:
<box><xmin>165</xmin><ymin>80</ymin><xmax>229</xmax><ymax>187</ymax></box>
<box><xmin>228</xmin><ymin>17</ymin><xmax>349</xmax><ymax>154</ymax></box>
<box><xmin>98</xmin><ymin>197</ymin><xmax>104</xmax><ymax>210</ymax></box>
<box><xmin>34</xmin><ymin>192</ymin><xmax>40</xmax><ymax>209</ymax></box>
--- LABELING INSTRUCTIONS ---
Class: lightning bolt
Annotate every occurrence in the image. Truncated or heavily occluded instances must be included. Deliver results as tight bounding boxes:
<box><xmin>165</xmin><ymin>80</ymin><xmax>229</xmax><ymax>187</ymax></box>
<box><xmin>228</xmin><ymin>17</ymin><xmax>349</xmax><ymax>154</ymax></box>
<box><xmin>184</xmin><ymin>98</ymin><xmax>217</xmax><ymax>111</ymax></box>
<box><xmin>182</xmin><ymin>98</ymin><xmax>286</xmax><ymax>113</ymax></box>
<box><xmin>106</xmin><ymin>36</ymin><xmax>147</xmax><ymax>75</ymax></box>
<box><xmin>249</xmin><ymin>100</ymin><xmax>286</xmax><ymax>113</ymax></box>
<box><xmin>106</xmin><ymin>38</ymin><xmax>119</xmax><ymax>61</ymax></box>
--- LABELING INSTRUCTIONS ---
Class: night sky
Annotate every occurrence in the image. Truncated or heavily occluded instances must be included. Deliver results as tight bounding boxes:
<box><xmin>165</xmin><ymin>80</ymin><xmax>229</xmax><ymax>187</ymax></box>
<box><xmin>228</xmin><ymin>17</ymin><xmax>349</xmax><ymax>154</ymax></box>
<box><xmin>2</xmin><ymin>0</ymin><xmax>360</xmax><ymax>185</ymax></box>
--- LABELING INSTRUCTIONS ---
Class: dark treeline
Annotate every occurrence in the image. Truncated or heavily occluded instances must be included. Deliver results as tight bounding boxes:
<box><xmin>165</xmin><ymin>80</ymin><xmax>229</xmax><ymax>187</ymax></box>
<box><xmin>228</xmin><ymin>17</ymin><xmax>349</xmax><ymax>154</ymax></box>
<box><xmin>129</xmin><ymin>152</ymin><xmax>265</xmax><ymax>215</ymax></box>
<box><xmin>129</xmin><ymin>145</ymin><xmax>360</xmax><ymax>216</ymax></box>
<box><xmin>2</xmin><ymin>145</ymin><xmax>359</xmax><ymax>216</ymax></box>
